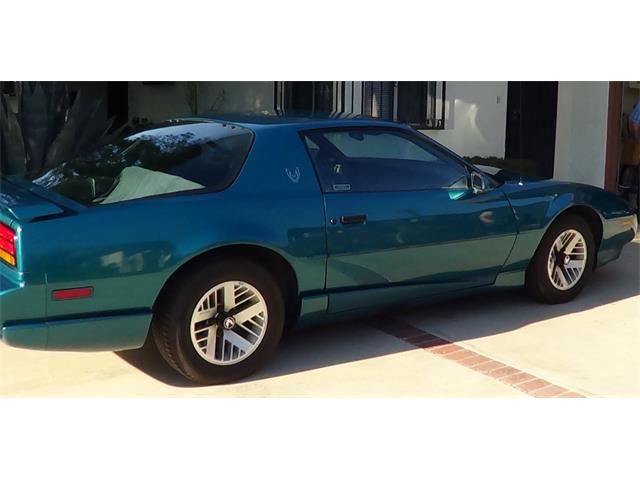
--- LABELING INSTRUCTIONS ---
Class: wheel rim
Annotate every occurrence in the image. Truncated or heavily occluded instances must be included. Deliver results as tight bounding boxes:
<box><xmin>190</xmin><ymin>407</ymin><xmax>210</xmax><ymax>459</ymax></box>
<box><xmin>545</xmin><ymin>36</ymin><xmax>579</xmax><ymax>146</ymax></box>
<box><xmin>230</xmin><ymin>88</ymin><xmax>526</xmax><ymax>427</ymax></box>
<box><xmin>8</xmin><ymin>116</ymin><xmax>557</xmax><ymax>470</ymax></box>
<box><xmin>547</xmin><ymin>229</ymin><xmax>588</xmax><ymax>291</ymax></box>
<box><xmin>190</xmin><ymin>281</ymin><xmax>268</xmax><ymax>366</ymax></box>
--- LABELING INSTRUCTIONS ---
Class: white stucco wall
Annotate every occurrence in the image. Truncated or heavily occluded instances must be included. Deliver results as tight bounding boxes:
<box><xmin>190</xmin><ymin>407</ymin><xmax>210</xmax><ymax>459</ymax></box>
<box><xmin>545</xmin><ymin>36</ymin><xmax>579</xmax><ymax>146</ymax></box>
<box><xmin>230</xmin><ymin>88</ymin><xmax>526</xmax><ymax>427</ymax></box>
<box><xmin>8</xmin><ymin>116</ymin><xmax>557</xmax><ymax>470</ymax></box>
<box><xmin>553</xmin><ymin>82</ymin><xmax>609</xmax><ymax>188</ymax></box>
<box><xmin>425</xmin><ymin>81</ymin><xmax>508</xmax><ymax>159</ymax></box>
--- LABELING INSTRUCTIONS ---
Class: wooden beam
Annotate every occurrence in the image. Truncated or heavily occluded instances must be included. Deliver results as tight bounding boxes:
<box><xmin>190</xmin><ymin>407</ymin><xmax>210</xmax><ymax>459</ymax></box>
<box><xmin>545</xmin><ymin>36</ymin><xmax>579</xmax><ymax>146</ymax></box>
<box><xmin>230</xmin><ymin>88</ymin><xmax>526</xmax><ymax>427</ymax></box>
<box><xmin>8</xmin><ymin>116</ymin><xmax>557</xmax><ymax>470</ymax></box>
<box><xmin>604</xmin><ymin>81</ymin><xmax>623</xmax><ymax>192</ymax></box>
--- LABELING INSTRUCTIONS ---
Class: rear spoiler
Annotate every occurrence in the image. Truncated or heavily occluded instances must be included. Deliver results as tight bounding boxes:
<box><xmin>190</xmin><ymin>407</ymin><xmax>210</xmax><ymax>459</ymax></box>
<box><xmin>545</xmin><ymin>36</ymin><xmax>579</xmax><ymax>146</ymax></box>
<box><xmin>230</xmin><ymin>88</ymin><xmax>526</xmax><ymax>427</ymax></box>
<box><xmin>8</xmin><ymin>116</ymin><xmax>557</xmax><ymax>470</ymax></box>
<box><xmin>0</xmin><ymin>177</ymin><xmax>64</xmax><ymax>221</ymax></box>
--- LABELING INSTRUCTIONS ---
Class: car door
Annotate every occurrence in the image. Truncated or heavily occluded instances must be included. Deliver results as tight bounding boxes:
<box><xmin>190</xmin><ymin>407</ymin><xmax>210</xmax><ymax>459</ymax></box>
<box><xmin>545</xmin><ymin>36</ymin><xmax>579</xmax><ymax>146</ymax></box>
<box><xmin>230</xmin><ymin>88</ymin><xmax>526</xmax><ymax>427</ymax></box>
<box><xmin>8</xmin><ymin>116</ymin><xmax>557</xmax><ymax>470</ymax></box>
<box><xmin>301</xmin><ymin>127</ymin><xmax>518</xmax><ymax>314</ymax></box>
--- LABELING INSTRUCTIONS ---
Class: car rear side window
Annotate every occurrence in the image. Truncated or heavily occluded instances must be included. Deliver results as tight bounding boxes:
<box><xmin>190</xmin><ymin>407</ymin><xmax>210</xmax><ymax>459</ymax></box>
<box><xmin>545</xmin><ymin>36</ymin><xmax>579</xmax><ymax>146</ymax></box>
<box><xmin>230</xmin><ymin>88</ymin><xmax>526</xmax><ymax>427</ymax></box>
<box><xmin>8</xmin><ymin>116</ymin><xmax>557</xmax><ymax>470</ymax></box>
<box><xmin>302</xmin><ymin>128</ymin><xmax>468</xmax><ymax>193</ymax></box>
<box><xmin>30</xmin><ymin>121</ymin><xmax>254</xmax><ymax>206</ymax></box>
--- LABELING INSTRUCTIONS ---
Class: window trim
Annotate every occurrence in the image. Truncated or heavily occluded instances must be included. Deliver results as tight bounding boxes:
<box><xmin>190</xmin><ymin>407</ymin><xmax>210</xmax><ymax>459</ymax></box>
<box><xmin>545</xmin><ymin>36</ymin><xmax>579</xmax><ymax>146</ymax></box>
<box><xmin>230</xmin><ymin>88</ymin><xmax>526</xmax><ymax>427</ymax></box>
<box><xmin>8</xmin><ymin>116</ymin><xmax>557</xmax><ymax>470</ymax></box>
<box><xmin>299</xmin><ymin>125</ymin><xmax>472</xmax><ymax>195</ymax></box>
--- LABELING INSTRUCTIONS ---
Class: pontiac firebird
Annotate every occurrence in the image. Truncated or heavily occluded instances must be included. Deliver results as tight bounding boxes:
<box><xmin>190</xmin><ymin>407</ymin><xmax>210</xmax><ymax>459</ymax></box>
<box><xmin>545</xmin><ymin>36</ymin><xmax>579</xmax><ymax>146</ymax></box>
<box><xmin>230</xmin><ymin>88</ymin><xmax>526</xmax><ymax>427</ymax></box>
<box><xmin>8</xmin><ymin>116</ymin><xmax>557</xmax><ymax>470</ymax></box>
<box><xmin>0</xmin><ymin>116</ymin><xmax>636</xmax><ymax>384</ymax></box>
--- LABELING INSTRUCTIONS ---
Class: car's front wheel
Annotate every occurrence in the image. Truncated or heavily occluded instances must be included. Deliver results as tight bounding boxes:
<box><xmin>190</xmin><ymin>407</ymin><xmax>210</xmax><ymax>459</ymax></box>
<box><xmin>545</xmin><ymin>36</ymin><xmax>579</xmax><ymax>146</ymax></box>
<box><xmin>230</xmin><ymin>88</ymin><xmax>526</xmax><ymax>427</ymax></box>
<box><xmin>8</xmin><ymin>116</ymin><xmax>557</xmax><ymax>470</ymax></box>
<box><xmin>526</xmin><ymin>214</ymin><xmax>596</xmax><ymax>304</ymax></box>
<box><xmin>152</xmin><ymin>259</ymin><xmax>285</xmax><ymax>384</ymax></box>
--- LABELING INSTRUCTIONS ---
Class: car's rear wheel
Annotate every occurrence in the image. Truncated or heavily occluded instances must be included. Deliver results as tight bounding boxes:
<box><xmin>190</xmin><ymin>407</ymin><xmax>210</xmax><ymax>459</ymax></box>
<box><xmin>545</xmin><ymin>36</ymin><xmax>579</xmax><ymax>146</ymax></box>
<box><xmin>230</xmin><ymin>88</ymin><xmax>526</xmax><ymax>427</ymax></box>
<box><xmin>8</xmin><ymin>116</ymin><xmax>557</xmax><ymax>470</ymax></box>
<box><xmin>152</xmin><ymin>259</ymin><xmax>285</xmax><ymax>384</ymax></box>
<box><xmin>525</xmin><ymin>214</ymin><xmax>596</xmax><ymax>304</ymax></box>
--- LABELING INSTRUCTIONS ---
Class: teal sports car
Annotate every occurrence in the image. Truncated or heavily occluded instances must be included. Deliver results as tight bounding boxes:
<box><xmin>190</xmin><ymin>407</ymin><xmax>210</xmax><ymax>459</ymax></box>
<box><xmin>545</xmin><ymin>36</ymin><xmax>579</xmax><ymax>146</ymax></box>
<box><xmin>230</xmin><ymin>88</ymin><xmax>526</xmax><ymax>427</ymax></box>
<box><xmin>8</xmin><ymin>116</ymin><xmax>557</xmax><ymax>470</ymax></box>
<box><xmin>0</xmin><ymin>116</ymin><xmax>637</xmax><ymax>384</ymax></box>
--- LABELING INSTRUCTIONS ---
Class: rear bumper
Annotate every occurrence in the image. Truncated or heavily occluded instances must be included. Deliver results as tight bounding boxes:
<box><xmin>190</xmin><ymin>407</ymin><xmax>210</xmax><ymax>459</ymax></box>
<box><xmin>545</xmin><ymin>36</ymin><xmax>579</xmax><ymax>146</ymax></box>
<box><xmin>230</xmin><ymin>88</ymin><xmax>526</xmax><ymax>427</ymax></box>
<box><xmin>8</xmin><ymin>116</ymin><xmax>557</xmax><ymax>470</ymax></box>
<box><xmin>1</xmin><ymin>311</ymin><xmax>152</xmax><ymax>352</ymax></box>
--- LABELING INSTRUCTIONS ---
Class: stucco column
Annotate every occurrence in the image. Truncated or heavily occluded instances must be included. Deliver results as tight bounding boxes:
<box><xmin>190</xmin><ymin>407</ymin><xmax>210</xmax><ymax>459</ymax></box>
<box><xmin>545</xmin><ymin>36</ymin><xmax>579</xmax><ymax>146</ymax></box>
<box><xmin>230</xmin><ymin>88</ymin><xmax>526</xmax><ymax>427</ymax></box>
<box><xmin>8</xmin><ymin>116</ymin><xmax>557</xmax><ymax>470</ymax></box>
<box><xmin>553</xmin><ymin>82</ymin><xmax>610</xmax><ymax>188</ymax></box>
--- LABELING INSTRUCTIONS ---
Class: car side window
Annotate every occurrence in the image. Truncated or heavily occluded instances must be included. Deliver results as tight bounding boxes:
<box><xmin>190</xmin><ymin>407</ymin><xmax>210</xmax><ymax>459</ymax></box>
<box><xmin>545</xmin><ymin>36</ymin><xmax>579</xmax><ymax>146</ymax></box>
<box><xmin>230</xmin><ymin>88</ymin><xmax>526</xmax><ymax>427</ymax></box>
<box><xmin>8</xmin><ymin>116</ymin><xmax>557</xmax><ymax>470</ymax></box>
<box><xmin>302</xmin><ymin>129</ymin><xmax>468</xmax><ymax>193</ymax></box>
<box><xmin>31</xmin><ymin>121</ymin><xmax>254</xmax><ymax>206</ymax></box>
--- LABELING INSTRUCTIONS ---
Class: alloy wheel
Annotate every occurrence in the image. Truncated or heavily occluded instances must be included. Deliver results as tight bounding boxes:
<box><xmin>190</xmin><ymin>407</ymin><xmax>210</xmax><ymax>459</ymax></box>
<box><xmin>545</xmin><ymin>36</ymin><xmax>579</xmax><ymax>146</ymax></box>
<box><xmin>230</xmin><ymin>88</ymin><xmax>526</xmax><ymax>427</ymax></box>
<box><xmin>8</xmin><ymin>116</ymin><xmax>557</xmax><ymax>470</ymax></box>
<box><xmin>546</xmin><ymin>229</ymin><xmax>588</xmax><ymax>291</ymax></box>
<box><xmin>190</xmin><ymin>281</ymin><xmax>268</xmax><ymax>365</ymax></box>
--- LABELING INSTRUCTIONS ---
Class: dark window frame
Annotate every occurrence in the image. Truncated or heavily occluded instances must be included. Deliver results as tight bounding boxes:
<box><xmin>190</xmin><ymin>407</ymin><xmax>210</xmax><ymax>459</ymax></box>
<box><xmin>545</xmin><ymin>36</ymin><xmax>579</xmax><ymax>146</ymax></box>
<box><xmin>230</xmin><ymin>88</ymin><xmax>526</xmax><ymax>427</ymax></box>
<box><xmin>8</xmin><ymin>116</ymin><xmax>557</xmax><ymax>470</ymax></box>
<box><xmin>395</xmin><ymin>81</ymin><xmax>447</xmax><ymax>130</ymax></box>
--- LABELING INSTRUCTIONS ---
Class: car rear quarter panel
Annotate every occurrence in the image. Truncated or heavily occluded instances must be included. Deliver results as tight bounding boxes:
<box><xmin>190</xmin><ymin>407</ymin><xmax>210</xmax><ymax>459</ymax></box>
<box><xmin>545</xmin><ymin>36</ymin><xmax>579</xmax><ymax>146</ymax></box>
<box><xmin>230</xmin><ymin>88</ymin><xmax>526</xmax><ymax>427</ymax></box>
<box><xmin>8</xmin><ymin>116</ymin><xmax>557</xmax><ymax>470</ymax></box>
<box><xmin>6</xmin><ymin>126</ymin><xmax>327</xmax><ymax>325</ymax></box>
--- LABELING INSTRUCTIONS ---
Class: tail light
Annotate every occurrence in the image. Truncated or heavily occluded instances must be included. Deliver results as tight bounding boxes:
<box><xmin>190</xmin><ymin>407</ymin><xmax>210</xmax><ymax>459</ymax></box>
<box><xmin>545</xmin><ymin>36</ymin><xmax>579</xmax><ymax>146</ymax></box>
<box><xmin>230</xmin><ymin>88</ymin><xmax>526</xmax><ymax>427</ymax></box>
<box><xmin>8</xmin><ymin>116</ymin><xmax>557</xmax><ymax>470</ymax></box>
<box><xmin>0</xmin><ymin>222</ymin><xmax>17</xmax><ymax>267</ymax></box>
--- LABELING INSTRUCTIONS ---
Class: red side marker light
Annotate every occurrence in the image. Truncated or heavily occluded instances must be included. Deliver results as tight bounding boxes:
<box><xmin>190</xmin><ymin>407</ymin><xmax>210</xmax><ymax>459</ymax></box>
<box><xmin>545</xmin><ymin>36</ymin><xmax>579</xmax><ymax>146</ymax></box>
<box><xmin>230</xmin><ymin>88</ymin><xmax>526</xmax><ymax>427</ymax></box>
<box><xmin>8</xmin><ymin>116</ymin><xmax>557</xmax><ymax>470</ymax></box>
<box><xmin>52</xmin><ymin>287</ymin><xmax>94</xmax><ymax>301</ymax></box>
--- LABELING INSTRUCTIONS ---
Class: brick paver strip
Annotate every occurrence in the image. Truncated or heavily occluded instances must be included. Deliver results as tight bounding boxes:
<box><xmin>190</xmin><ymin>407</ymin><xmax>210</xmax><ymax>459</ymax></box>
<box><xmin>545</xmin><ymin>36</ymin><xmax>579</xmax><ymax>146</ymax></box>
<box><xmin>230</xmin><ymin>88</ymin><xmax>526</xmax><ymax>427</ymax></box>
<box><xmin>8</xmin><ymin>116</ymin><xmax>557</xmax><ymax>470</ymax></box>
<box><xmin>486</xmin><ymin>366</ymin><xmax>521</xmax><ymax>379</ymax></box>
<box><xmin>407</xmin><ymin>333</ymin><xmax>440</xmax><ymax>345</ymax></box>
<box><xmin>372</xmin><ymin>319</ymin><xmax>585</xmax><ymax>398</ymax></box>
<box><xmin>378</xmin><ymin>323</ymin><xmax>426</xmax><ymax>339</ymax></box>
<box><xmin>516</xmin><ymin>378</ymin><xmax>550</xmax><ymax>393</ymax></box>
<box><xmin>458</xmin><ymin>354</ymin><xmax>492</xmax><ymax>367</ymax></box>
<box><xmin>444</xmin><ymin>350</ymin><xmax>478</xmax><ymax>362</ymax></box>
<box><xmin>430</xmin><ymin>344</ymin><xmax>464</xmax><ymax>355</ymax></box>
<box><xmin>556</xmin><ymin>391</ymin><xmax>584</xmax><ymax>398</ymax></box>
<box><xmin>473</xmin><ymin>360</ymin><xmax>506</xmax><ymax>373</ymax></box>
<box><xmin>530</xmin><ymin>384</ymin><xmax>569</xmax><ymax>398</ymax></box>
<box><xmin>415</xmin><ymin>338</ymin><xmax>449</xmax><ymax>349</ymax></box>
<box><xmin>500</xmin><ymin>372</ymin><xmax>537</xmax><ymax>386</ymax></box>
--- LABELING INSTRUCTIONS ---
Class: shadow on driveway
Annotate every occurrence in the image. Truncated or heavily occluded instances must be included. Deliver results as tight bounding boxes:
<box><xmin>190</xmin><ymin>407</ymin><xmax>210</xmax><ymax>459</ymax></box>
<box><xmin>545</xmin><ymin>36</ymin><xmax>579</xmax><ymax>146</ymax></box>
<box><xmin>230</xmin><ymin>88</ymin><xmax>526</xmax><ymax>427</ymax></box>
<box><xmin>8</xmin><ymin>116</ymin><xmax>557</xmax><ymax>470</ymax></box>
<box><xmin>116</xmin><ymin>241</ymin><xmax>639</xmax><ymax>387</ymax></box>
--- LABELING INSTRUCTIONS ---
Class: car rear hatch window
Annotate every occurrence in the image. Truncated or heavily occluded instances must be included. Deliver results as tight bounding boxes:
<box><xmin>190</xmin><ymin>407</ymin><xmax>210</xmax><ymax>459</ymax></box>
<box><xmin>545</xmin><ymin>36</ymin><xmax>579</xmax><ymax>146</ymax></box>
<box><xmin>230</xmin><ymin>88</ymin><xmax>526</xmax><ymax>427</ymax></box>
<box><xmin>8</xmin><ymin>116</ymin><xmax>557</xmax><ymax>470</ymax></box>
<box><xmin>26</xmin><ymin>120</ymin><xmax>254</xmax><ymax>206</ymax></box>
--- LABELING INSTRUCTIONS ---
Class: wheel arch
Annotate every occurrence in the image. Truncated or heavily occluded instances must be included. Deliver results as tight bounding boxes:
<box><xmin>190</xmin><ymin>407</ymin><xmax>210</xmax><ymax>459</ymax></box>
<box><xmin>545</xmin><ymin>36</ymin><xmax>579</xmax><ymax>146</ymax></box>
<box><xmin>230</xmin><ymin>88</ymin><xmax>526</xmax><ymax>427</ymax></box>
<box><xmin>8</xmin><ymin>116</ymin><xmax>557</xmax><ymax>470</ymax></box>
<box><xmin>549</xmin><ymin>205</ymin><xmax>603</xmax><ymax>250</ymax></box>
<box><xmin>154</xmin><ymin>243</ymin><xmax>300</xmax><ymax>327</ymax></box>
<box><xmin>538</xmin><ymin>204</ymin><xmax>604</xmax><ymax>271</ymax></box>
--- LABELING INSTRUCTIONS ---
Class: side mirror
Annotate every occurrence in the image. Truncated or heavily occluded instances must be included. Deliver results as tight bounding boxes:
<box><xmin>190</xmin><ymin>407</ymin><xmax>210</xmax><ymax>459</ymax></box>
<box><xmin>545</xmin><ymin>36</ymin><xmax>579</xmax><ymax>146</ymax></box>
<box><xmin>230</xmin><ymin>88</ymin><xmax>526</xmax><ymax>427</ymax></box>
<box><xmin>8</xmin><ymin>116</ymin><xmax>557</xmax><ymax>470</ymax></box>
<box><xmin>470</xmin><ymin>171</ymin><xmax>486</xmax><ymax>194</ymax></box>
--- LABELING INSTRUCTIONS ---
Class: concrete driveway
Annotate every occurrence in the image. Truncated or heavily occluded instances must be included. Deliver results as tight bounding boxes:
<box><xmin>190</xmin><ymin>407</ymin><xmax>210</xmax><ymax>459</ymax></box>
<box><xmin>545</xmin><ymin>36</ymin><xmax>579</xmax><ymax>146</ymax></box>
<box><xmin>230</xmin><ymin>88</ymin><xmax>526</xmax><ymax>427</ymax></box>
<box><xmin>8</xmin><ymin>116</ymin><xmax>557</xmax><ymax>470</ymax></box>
<box><xmin>1</xmin><ymin>239</ymin><xmax>638</xmax><ymax>397</ymax></box>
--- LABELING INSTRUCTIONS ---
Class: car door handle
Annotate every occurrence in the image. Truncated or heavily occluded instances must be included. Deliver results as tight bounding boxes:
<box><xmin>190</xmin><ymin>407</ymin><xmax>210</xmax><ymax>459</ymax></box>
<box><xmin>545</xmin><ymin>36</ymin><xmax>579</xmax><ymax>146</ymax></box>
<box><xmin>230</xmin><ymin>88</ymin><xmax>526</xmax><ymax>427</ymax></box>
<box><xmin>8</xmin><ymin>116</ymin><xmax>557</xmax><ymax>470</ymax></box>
<box><xmin>340</xmin><ymin>214</ymin><xmax>367</xmax><ymax>225</ymax></box>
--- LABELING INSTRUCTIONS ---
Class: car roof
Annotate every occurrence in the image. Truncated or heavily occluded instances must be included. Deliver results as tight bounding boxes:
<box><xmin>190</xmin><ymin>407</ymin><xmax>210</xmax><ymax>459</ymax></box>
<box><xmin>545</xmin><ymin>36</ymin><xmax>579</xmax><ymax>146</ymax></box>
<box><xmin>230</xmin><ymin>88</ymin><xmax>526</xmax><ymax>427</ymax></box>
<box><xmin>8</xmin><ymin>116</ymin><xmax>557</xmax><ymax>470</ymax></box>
<box><xmin>181</xmin><ymin>113</ymin><xmax>409</xmax><ymax>131</ymax></box>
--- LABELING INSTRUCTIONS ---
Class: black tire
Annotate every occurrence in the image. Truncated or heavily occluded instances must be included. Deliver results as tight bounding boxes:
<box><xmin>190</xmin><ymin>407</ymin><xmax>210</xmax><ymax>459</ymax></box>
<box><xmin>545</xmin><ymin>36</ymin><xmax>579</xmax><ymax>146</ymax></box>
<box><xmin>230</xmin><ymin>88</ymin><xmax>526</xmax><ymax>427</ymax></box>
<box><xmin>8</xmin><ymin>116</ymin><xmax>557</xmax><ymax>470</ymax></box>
<box><xmin>525</xmin><ymin>214</ymin><xmax>596</xmax><ymax>304</ymax></box>
<box><xmin>151</xmin><ymin>259</ymin><xmax>285</xmax><ymax>385</ymax></box>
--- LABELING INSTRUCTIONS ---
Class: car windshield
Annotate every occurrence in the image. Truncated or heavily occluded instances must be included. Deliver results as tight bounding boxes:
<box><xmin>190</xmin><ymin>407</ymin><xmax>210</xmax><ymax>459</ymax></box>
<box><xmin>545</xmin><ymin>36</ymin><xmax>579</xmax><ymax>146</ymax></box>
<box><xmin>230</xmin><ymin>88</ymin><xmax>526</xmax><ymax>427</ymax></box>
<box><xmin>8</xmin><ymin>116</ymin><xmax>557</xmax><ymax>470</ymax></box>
<box><xmin>28</xmin><ymin>120</ymin><xmax>254</xmax><ymax>206</ymax></box>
